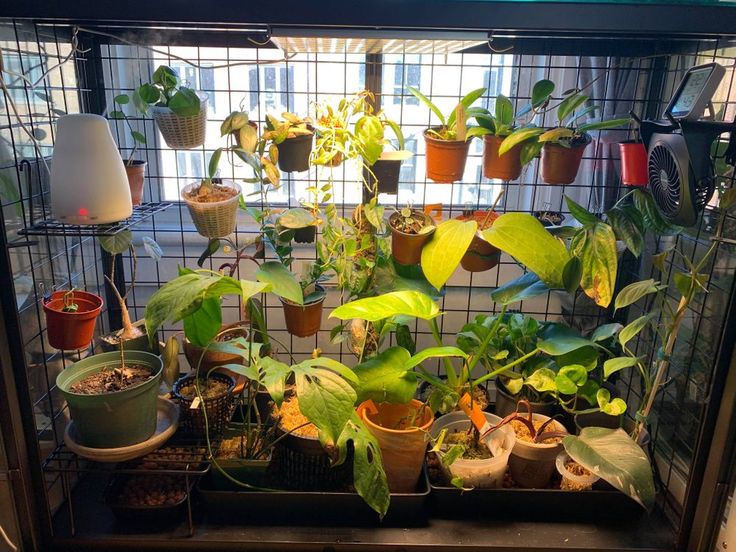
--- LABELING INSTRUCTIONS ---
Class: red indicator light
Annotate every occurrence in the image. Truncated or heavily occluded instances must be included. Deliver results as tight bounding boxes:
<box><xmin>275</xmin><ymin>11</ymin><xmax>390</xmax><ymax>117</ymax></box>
<box><xmin>78</xmin><ymin>207</ymin><xmax>89</xmax><ymax>216</ymax></box>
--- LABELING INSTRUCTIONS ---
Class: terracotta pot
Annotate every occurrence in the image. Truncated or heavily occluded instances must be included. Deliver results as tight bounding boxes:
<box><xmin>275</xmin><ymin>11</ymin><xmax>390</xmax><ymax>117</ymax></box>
<box><xmin>483</xmin><ymin>135</ymin><xmax>522</xmax><ymax>181</ymax></box>
<box><xmin>540</xmin><ymin>137</ymin><xmax>591</xmax><ymax>185</ymax></box>
<box><xmin>124</xmin><ymin>160</ymin><xmax>146</xmax><ymax>206</ymax></box>
<box><xmin>43</xmin><ymin>290</ymin><xmax>103</xmax><ymax>350</ymax></box>
<box><xmin>356</xmin><ymin>399</ymin><xmax>434</xmax><ymax>493</ymax></box>
<box><xmin>619</xmin><ymin>141</ymin><xmax>648</xmax><ymax>187</ymax></box>
<box><xmin>276</xmin><ymin>131</ymin><xmax>314</xmax><ymax>173</ymax></box>
<box><xmin>456</xmin><ymin>210</ymin><xmax>501</xmax><ymax>272</ymax></box>
<box><xmin>424</xmin><ymin>129</ymin><xmax>470</xmax><ymax>183</ymax></box>
<box><xmin>494</xmin><ymin>380</ymin><xmax>556</xmax><ymax>418</ymax></box>
<box><xmin>280</xmin><ymin>286</ymin><xmax>325</xmax><ymax>337</ymax></box>
<box><xmin>389</xmin><ymin>210</ymin><xmax>436</xmax><ymax>266</ymax></box>
<box><xmin>508</xmin><ymin>413</ymin><xmax>567</xmax><ymax>488</ymax></box>
<box><xmin>183</xmin><ymin>322</ymin><xmax>250</xmax><ymax>393</ymax></box>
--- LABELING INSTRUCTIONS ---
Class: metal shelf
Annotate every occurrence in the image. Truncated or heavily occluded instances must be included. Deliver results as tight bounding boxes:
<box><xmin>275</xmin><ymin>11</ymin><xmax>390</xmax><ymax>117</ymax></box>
<box><xmin>18</xmin><ymin>202</ymin><xmax>172</xmax><ymax>238</ymax></box>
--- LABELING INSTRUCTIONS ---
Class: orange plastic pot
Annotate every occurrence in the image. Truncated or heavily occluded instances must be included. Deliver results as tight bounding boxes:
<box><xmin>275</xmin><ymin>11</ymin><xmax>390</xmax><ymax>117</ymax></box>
<box><xmin>424</xmin><ymin>129</ymin><xmax>470</xmax><ymax>183</ymax></box>
<box><xmin>483</xmin><ymin>135</ymin><xmax>522</xmax><ymax>181</ymax></box>
<box><xmin>389</xmin><ymin>210</ymin><xmax>436</xmax><ymax>266</ymax></box>
<box><xmin>43</xmin><ymin>290</ymin><xmax>103</xmax><ymax>350</ymax></box>
<box><xmin>280</xmin><ymin>286</ymin><xmax>325</xmax><ymax>338</ymax></box>
<box><xmin>456</xmin><ymin>210</ymin><xmax>501</xmax><ymax>272</ymax></box>
<box><xmin>540</xmin><ymin>138</ymin><xmax>590</xmax><ymax>185</ymax></box>
<box><xmin>124</xmin><ymin>160</ymin><xmax>146</xmax><ymax>206</ymax></box>
<box><xmin>357</xmin><ymin>399</ymin><xmax>434</xmax><ymax>493</ymax></box>
<box><xmin>619</xmin><ymin>141</ymin><xmax>648</xmax><ymax>186</ymax></box>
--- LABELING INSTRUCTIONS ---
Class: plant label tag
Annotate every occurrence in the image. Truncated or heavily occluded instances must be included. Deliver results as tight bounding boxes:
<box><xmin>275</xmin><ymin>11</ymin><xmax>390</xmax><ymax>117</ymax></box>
<box><xmin>190</xmin><ymin>397</ymin><xmax>201</xmax><ymax>410</ymax></box>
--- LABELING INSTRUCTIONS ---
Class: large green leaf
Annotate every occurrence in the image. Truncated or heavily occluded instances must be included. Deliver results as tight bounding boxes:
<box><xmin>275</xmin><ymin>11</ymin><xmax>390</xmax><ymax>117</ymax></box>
<box><xmin>498</xmin><ymin>127</ymin><xmax>545</xmax><ymax>156</ymax></box>
<box><xmin>606</xmin><ymin>206</ymin><xmax>645</xmax><ymax>258</ymax></box>
<box><xmin>603</xmin><ymin>356</ymin><xmax>641</xmax><ymax>380</ymax></box>
<box><xmin>491</xmin><ymin>271</ymin><xmax>549</xmax><ymax>306</ymax></box>
<box><xmin>330</xmin><ymin>290</ymin><xmax>440</xmax><ymax>322</ymax></box>
<box><xmin>99</xmin><ymin>230</ymin><xmax>133</xmax><ymax>255</ymax></box>
<box><xmin>483</xmin><ymin>213</ymin><xmax>570</xmax><ymax>288</ymax></box>
<box><xmin>537</xmin><ymin>324</ymin><xmax>592</xmax><ymax>356</ymax></box>
<box><xmin>565</xmin><ymin>195</ymin><xmax>598</xmax><ymax>226</ymax></box>
<box><xmin>563</xmin><ymin>427</ymin><xmax>655</xmax><ymax>509</ymax></box>
<box><xmin>337</xmin><ymin>414</ymin><xmax>390</xmax><ymax>518</ymax></box>
<box><xmin>405</xmin><ymin>346</ymin><xmax>468</xmax><ymax>371</ymax></box>
<box><xmin>632</xmin><ymin>189</ymin><xmax>682</xmax><ymax>236</ymax></box>
<box><xmin>571</xmin><ymin>222</ymin><xmax>618</xmax><ymax>308</ymax></box>
<box><xmin>531</xmin><ymin>79</ymin><xmax>555</xmax><ymax>108</ymax></box>
<box><xmin>297</xmin><ymin>357</ymin><xmax>359</xmax><ymax>385</ymax></box>
<box><xmin>259</xmin><ymin>356</ymin><xmax>292</xmax><ymax>407</ymax></box>
<box><xmin>614</xmin><ymin>279</ymin><xmax>662</xmax><ymax>312</ymax></box>
<box><xmin>557</xmin><ymin>93</ymin><xmax>589</xmax><ymax>125</ymax></box>
<box><xmin>590</xmin><ymin>323</ymin><xmax>622</xmax><ymax>342</ymax></box>
<box><xmin>495</xmin><ymin>95</ymin><xmax>514</xmax><ymax>126</ymax></box>
<box><xmin>183</xmin><ymin>296</ymin><xmax>221</xmax><ymax>348</ymax></box>
<box><xmin>353</xmin><ymin>346</ymin><xmax>416</xmax><ymax>404</ymax></box>
<box><xmin>168</xmin><ymin>87</ymin><xmax>201</xmax><ymax>117</ymax></box>
<box><xmin>421</xmin><ymin>219</ymin><xmax>477</xmax><ymax>290</ymax></box>
<box><xmin>294</xmin><ymin>367</ymin><xmax>357</xmax><ymax>448</ymax></box>
<box><xmin>255</xmin><ymin>261</ymin><xmax>303</xmax><ymax>304</ymax></box>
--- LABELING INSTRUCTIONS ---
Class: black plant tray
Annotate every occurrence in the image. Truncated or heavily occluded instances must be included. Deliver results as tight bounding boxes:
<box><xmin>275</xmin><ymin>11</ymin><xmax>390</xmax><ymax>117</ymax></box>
<box><xmin>196</xmin><ymin>467</ymin><xmax>431</xmax><ymax>527</ymax></box>
<box><xmin>429</xmin><ymin>477</ymin><xmax>644</xmax><ymax>521</ymax></box>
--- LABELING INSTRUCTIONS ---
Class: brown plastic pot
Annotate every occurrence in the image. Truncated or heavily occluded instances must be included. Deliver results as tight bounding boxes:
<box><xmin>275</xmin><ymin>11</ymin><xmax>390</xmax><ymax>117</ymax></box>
<box><xmin>389</xmin><ymin>210</ymin><xmax>436</xmax><ymax>266</ymax></box>
<box><xmin>540</xmin><ymin>136</ymin><xmax>591</xmax><ymax>185</ymax></box>
<box><xmin>424</xmin><ymin>129</ymin><xmax>470</xmax><ymax>183</ymax></box>
<box><xmin>183</xmin><ymin>322</ymin><xmax>250</xmax><ymax>393</ymax></box>
<box><xmin>483</xmin><ymin>135</ymin><xmax>522</xmax><ymax>181</ymax></box>
<box><xmin>456</xmin><ymin>210</ymin><xmax>501</xmax><ymax>272</ymax></box>
<box><xmin>124</xmin><ymin>160</ymin><xmax>146</xmax><ymax>206</ymax></box>
<box><xmin>508</xmin><ymin>413</ymin><xmax>568</xmax><ymax>488</ymax></box>
<box><xmin>619</xmin><ymin>141</ymin><xmax>649</xmax><ymax>187</ymax></box>
<box><xmin>356</xmin><ymin>399</ymin><xmax>434</xmax><ymax>493</ymax></box>
<box><xmin>276</xmin><ymin>130</ymin><xmax>314</xmax><ymax>173</ymax></box>
<box><xmin>280</xmin><ymin>286</ymin><xmax>325</xmax><ymax>338</ymax></box>
<box><xmin>43</xmin><ymin>290</ymin><xmax>103</xmax><ymax>350</ymax></box>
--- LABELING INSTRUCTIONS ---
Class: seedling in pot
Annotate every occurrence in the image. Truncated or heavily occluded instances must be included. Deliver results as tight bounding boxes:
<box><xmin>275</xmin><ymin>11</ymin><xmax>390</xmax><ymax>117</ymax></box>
<box><xmin>109</xmin><ymin>94</ymin><xmax>147</xmax><ymax>166</ymax></box>
<box><xmin>391</xmin><ymin>205</ymin><xmax>435</xmax><ymax>235</ymax></box>
<box><xmin>482</xmin><ymin>400</ymin><xmax>567</xmax><ymax>444</ymax></box>
<box><xmin>62</xmin><ymin>289</ymin><xmax>78</xmax><ymax>312</ymax></box>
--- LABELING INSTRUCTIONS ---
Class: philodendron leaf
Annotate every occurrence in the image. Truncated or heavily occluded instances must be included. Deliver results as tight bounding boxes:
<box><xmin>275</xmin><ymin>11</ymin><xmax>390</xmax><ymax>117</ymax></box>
<box><xmin>99</xmin><ymin>230</ymin><xmax>133</xmax><ymax>255</ymax></box>
<box><xmin>183</xmin><ymin>296</ymin><xmax>221</xmax><ymax>348</ymax></box>
<box><xmin>590</xmin><ymin>323</ymin><xmax>623</xmax><ymax>342</ymax></box>
<box><xmin>260</xmin><ymin>356</ymin><xmax>292</xmax><ymax>407</ymax></box>
<box><xmin>596</xmin><ymin>388</ymin><xmax>628</xmax><ymax>416</ymax></box>
<box><xmin>255</xmin><ymin>261</ymin><xmax>303</xmax><ymax>305</ymax></box>
<box><xmin>353</xmin><ymin>346</ymin><xmax>416</xmax><ymax>404</ymax></box>
<box><xmin>562</xmin><ymin>256</ymin><xmax>583</xmax><ymax>294</ymax></box>
<box><xmin>330</xmin><ymin>290</ymin><xmax>440</xmax><ymax>322</ymax></box>
<box><xmin>603</xmin><ymin>356</ymin><xmax>642</xmax><ymax>380</ymax></box>
<box><xmin>337</xmin><ymin>414</ymin><xmax>390</xmax><ymax>518</ymax></box>
<box><xmin>606</xmin><ymin>206</ymin><xmax>645</xmax><ymax>258</ymax></box>
<box><xmin>526</xmin><ymin>367</ymin><xmax>557</xmax><ymax>393</ymax></box>
<box><xmin>571</xmin><ymin>222</ymin><xmax>618</xmax><ymax>308</ymax></box>
<box><xmin>633</xmin><ymin>189</ymin><xmax>682</xmax><ymax>236</ymax></box>
<box><xmin>619</xmin><ymin>314</ymin><xmax>655</xmax><ymax>347</ymax></box>
<box><xmin>565</xmin><ymin>195</ymin><xmax>598</xmax><ymax>226</ymax></box>
<box><xmin>421</xmin><ymin>219</ymin><xmax>477</xmax><ymax>290</ymax></box>
<box><xmin>538</xmin><ymin>323</ymin><xmax>592</xmax><ymax>356</ymax></box>
<box><xmin>294</xmin><ymin>367</ymin><xmax>357</xmax><ymax>448</ymax></box>
<box><xmin>405</xmin><ymin>346</ymin><xmax>468</xmax><ymax>371</ymax></box>
<box><xmin>614</xmin><ymin>279</ymin><xmax>662</xmax><ymax>312</ymax></box>
<box><xmin>563</xmin><ymin>427</ymin><xmax>655</xmax><ymax>510</ymax></box>
<box><xmin>491</xmin><ymin>271</ymin><xmax>549</xmax><ymax>306</ymax></box>
<box><xmin>483</xmin><ymin>213</ymin><xmax>570</xmax><ymax>288</ymax></box>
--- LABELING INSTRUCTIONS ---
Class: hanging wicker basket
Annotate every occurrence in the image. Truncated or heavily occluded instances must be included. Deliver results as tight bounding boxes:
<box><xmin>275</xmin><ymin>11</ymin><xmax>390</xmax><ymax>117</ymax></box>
<box><xmin>151</xmin><ymin>93</ymin><xmax>208</xmax><ymax>149</ymax></box>
<box><xmin>181</xmin><ymin>179</ymin><xmax>241</xmax><ymax>238</ymax></box>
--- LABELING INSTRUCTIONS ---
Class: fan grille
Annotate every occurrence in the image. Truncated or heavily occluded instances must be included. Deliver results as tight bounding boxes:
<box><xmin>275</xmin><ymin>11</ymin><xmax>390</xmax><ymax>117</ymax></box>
<box><xmin>648</xmin><ymin>143</ymin><xmax>682</xmax><ymax>218</ymax></box>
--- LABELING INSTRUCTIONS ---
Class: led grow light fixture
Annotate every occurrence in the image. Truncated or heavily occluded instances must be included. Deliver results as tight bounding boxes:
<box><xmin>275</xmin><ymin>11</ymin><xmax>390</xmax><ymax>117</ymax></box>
<box><xmin>50</xmin><ymin>114</ymin><xmax>133</xmax><ymax>225</ymax></box>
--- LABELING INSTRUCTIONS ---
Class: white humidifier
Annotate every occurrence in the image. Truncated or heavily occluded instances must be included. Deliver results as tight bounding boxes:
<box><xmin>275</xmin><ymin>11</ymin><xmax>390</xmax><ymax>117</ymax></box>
<box><xmin>51</xmin><ymin>113</ymin><xmax>132</xmax><ymax>225</ymax></box>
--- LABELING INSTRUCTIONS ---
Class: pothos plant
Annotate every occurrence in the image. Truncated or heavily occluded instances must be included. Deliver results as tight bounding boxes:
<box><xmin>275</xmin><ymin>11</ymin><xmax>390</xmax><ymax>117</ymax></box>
<box><xmin>262</xmin><ymin>111</ymin><xmax>313</xmax><ymax>144</ymax></box>
<box><xmin>134</xmin><ymin>65</ymin><xmax>201</xmax><ymax>117</ymax></box>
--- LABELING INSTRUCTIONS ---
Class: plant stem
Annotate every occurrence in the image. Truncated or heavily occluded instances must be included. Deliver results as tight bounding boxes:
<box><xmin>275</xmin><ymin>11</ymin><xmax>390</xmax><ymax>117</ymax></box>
<box><xmin>429</xmin><ymin>318</ymin><xmax>457</xmax><ymax>388</ymax></box>
<box><xmin>472</xmin><ymin>347</ymin><xmax>541</xmax><ymax>387</ymax></box>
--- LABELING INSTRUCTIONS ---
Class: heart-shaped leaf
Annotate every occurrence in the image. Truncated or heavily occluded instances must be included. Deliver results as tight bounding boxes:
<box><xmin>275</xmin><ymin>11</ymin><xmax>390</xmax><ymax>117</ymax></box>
<box><xmin>491</xmin><ymin>271</ymin><xmax>549</xmax><ymax>306</ymax></box>
<box><xmin>330</xmin><ymin>290</ymin><xmax>440</xmax><ymax>322</ymax></box>
<box><xmin>421</xmin><ymin>219</ymin><xmax>477</xmax><ymax>290</ymax></box>
<box><xmin>353</xmin><ymin>346</ymin><xmax>416</xmax><ymax>404</ymax></box>
<box><xmin>255</xmin><ymin>261</ymin><xmax>303</xmax><ymax>305</ymax></box>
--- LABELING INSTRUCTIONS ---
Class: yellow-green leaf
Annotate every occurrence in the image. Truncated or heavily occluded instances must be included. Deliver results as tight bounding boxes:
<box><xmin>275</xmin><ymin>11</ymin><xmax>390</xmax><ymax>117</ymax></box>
<box><xmin>421</xmin><ymin>219</ymin><xmax>477</xmax><ymax>290</ymax></box>
<box><xmin>571</xmin><ymin>223</ymin><xmax>618</xmax><ymax>308</ymax></box>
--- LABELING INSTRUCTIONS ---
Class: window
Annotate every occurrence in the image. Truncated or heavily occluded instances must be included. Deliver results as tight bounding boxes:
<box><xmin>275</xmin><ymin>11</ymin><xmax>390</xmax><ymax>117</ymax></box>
<box><xmin>393</xmin><ymin>55</ymin><xmax>421</xmax><ymax>105</ymax></box>
<box><xmin>247</xmin><ymin>65</ymin><xmax>295</xmax><ymax>114</ymax></box>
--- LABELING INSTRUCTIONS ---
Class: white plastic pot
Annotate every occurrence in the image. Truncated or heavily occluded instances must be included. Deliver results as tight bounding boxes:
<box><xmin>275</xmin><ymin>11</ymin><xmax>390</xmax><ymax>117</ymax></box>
<box><xmin>508</xmin><ymin>413</ymin><xmax>568</xmax><ymax>488</ymax></box>
<box><xmin>556</xmin><ymin>452</ymin><xmax>599</xmax><ymax>491</ymax></box>
<box><xmin>430</xmin><ymin>411</ymin><xmax>516</xmax><ymax>489</ymax></box>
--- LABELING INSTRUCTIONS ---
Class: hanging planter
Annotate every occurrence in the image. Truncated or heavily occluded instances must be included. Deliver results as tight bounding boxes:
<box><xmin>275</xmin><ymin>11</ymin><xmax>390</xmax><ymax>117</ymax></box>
<box><xmin>43</xmin><ymin>290</ymin><xmax>103</xmax><ymax>350</ymax></box>
<box><xmin>124</xmin><ymin>160</ymin><xmax>147</xmax><ymax>206</ymax></box>
<box><xmin>356</xmin><ymin>399</ymin><xmax>434</xmax><ymax>493</ymax></box>
<box><xmin>276</xmin><ymin>128</ymin><xmax>314</xmax><ymax>173</ymax></box>
<box><xmin>430</xmin><ymin>411</ymin><xmax>515</xmax><ymax>489</ymax></box>
<box><xmin>293</xmin><ymin>225</ymin><xmax>317</xmax><ymax>244</ymax></box>
<box><xmin>150</xmin><ymin>93</ymin><xmax>208</xmax><ymax>150</ymax></box>
<box><xmin>540</xmin><ymin>135</ymin><xmax>591</xmax><ymax>185</ymax></box>
<box><xmin>483</xmin><ymin>135</ymin><xmax>522</xmax><ymax>181</ymax></box>
<box><xmin>619</xmin><ymin>141</ymin><xmax>649</xmax><ymax>187</ymax></box>
<box><xmin>280</xmin><ymin>285</ymin><xmax>326</xmax><ymax>338</ymax></box>
<box><xmin>424</xmin><ymin>129</ymin><xmax>470</xmax><ymax>183</ymax></box>
<box><xmin>181</xmin><ymin>179</ymin><xmax>241</xmax><ymax>239</ymax></box>
<box><xmin>56</xmin><ymin>350</ymin><xmax>163</xmax><ymax>448</ymax></box>
<box><xmin>364</xmin><ymin>151</ymin><xmax>412</xmax><ymax>194</ymax></box>
<box><xmin>456</xmin><ymin>210</ymin><xmax>501</xmax><ymax>272</ymax></box>
<box><xmin>389</xmin><ymin>209</ymin><xmax>436</xmax><ymax>266</ymax></box>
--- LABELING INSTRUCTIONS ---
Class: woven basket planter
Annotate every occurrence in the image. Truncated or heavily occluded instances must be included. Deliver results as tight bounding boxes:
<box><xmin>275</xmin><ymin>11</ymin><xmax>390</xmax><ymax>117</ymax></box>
<box><xmin>181</xmin><ymin>180</ymin><xmax>241</xmax><ymax>238</ymax></box>
<box><xmin>151</xmin><ymin>94</ymin><xmax>208</xmax><ymax>149</ymax></box>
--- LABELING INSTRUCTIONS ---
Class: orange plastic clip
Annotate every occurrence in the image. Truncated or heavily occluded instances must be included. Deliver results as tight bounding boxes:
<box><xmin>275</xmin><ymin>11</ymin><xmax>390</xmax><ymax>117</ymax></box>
<box><xmin>458</xmin><ymin>393</ymin><xmax>487</xmax><ymax>433</ymax></box>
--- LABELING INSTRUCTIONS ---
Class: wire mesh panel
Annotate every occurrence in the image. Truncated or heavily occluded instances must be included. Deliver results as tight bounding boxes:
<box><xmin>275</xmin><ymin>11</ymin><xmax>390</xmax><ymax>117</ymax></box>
<box><xmin>2</xmin><ymin>16</ymin><xmax>736</xmax><ymax>549</ymax></box>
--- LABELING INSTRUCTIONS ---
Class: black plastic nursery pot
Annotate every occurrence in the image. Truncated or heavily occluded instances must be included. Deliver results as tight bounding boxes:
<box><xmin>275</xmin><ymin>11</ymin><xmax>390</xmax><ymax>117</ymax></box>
<box><xmin>364</xmin><ymin>151</ymin><xmax>411</xmax><ymax>194</ymax></box>
<box><xmin>276</xmin><ymin>130</ymin><xmax>314</xmax><ymax>173</ymax></box>
<box><xmin>172</xmin><ymin>372</ymin><xmax>236</xmax><ymax>437</ymax></box>
<box><xmin>293</xmin><ymin>225</ymin><xmax>317</xmax><ymax>244</ymax></box>
<box><xmin>56</xmin><ymin>351</ymin><xmax>163</xmax><ymax>448</ymax></box>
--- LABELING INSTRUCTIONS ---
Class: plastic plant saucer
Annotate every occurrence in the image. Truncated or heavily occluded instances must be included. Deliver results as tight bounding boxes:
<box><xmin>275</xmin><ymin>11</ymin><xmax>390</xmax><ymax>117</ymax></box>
<box><xmin>64</xmin><ymin>398</ymin><xmax>179</xmax><ymax>462</ymax></box>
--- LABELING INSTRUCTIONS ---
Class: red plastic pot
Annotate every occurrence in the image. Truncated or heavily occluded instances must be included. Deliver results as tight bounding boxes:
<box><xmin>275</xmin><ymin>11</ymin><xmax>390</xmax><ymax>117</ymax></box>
<box><xmin>43</xmin><ymin>290</ymin><xmax>103</xmax><ymax>350</ymax></box>
<box><xmin>619</xmin><ymin>141</ymin><xmax>648</xmax><ymax>187</ymax></box>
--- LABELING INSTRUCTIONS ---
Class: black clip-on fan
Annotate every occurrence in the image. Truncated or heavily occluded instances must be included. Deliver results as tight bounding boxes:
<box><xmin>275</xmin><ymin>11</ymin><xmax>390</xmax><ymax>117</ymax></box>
<box><xmin>631</xmin><ymin>62</ymin><xmax>736</xmax><ymax>227</ymax></box>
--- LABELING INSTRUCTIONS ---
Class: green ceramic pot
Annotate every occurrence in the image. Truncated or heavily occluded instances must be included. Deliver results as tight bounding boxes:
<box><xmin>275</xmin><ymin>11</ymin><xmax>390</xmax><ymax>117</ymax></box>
<box><xmin>57</xmin><ymin>351</ymin><xmax>163</xmax><ymax>448</ymax></box>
